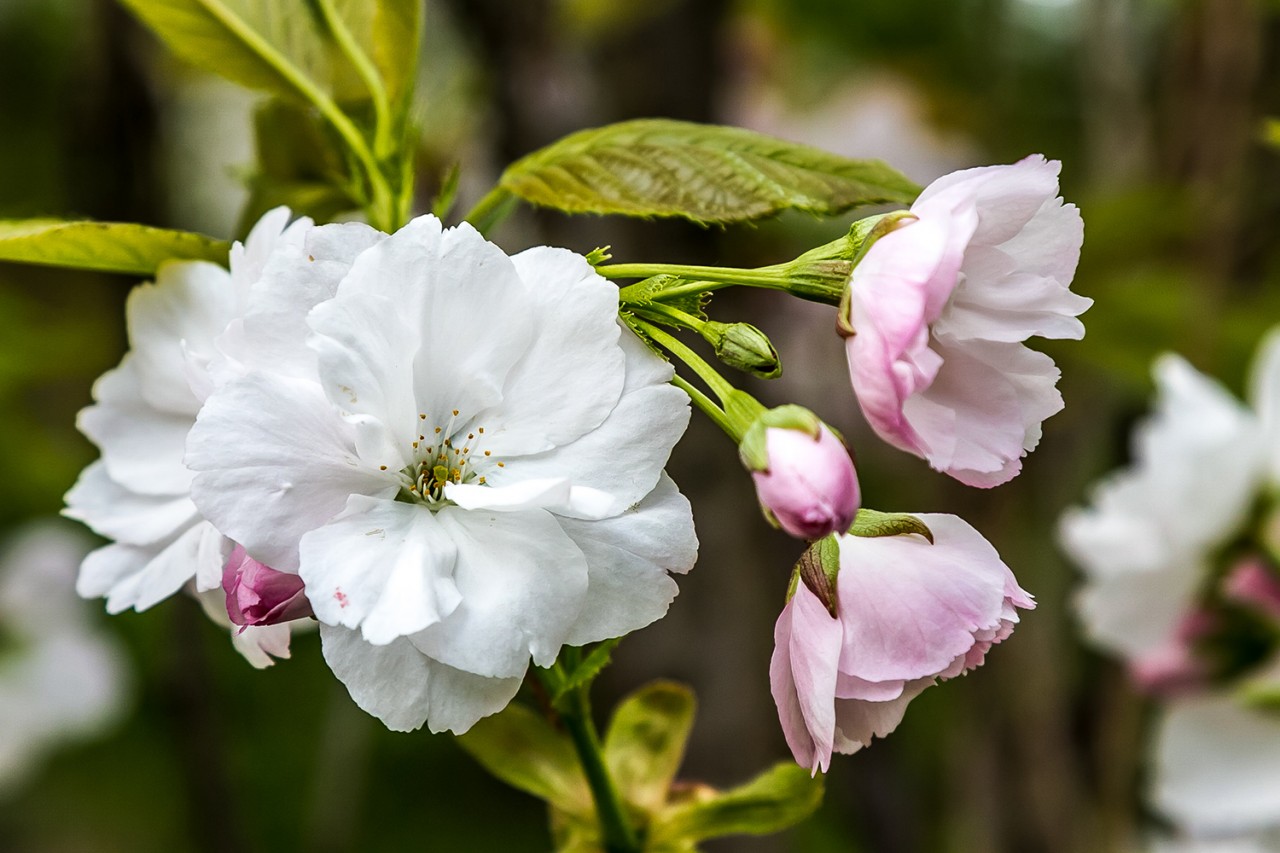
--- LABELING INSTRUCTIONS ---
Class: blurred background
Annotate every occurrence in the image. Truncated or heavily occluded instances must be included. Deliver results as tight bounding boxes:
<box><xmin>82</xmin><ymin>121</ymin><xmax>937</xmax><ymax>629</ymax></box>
<box><xmin>2</xmin><ymin>0</ymin><xmax>1279</xmax><ymax>850</ymax></box>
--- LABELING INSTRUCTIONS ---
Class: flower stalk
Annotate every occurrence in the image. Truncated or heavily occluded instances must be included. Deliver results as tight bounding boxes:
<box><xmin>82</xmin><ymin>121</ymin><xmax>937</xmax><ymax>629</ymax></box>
<box><xmin>535</xmin><ymin>665</ymin><xmax>640</xmax><ymax>853</ymax></box>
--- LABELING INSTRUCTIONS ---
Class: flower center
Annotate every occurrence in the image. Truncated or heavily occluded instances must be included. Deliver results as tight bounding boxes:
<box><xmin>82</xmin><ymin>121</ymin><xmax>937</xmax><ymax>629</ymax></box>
<box><xmin>394</xmin><ymin>409</ymin><xmax>503</xmax><ymax>507</ymax></box>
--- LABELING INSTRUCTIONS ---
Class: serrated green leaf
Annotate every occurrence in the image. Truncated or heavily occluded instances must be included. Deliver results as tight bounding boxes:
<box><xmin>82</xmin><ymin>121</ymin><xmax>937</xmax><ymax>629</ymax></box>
<box><xmin>848</xmin><ymin>509</ymin><xmax>934</xmax><ymax>543</ymax></box>
<box><xmin>455</xmin><ymin>703</ymin><xmax>593</xmax><ymax>818</ymax></box>
<box><xmin>552</xmin><ymin>639</ymin><xmax>622</xmax><ymax>708</ymax></box>
<box><xmin>603</xmin><ymin>681</ymin><xmax>696</xmax><ymax>817</ymax></box>
<box><xmin>499</xmin><ymin>119</ymin><xmax>919</xmax><ymax>224</ymax></box>
<box><xmin>796</xmin><ymin>535</ymin><xmax>841</xmax><ymax>617</ymax></box>
<box><xmin>648</xmin><ymin>763</ymin><xmax>824</xmax><ymax>844</ymax></box>
<box><xmin>118</xmin><ymin>0</ymin><xmax>332</xmax><ymax>102</ymax></box>
<box><xmin>0</xmin><ymin>220</ymin><xmax>229</xmax><ymax>275</ymax></box>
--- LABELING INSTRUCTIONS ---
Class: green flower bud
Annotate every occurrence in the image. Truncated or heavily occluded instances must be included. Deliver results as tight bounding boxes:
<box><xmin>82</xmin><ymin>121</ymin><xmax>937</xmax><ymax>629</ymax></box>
<box><xmin>703</xmin><ymin>321</ymin><xmax>782</xmax><ymax>379</ymax></box>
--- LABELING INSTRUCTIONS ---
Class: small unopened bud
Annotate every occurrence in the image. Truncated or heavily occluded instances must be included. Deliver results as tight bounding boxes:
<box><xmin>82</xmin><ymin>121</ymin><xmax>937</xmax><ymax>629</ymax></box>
<box><xmin>740</xmin><ymin>406</ymin><xmax>860</xmax><ymax>540</ymax></box>
<box><xmin>223</xmin><ymin>545</ymin><xmax>313</xmax><ymax>630</ymax></box>
<box><xmin>1223</xmin><ymin>558</ymin><xmax>1280</xmax><ymax>622</ymax></box>
<box><xmin>704</xmin><ymin>321</ymin><xmax>781</xmax><ymax>378</ymax></box>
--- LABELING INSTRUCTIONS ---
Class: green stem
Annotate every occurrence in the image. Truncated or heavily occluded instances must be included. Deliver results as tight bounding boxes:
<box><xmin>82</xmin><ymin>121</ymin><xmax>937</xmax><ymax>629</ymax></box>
<box><xmin>603</xmin><ymin>262</ymin><xmax>792</xmax><ymax>293</ymax></box>
<box><xmin>671</xmin><ymin>374</ymin><xmax>735</xmax><ymax>438</ymax></box>
<box><xmin>535</xmin><ymin>669</ymin><xmax>639</xmax><ymax>853</ymax></box>
<box><xmin>463</xmin><ymin>186</ymin><xmax>518</xmax><ymax>235</ymax></box>
<box><xmin>197</xmin><ymin>0</ymin><xmax>395</xmax><ymax>231</ymax></box>
<box><xmin>635</xmin><ymin>300</ymin><xmax>708</xmax><ymax>333</ymax></box>
<box><xmin>629</xmin><ymin>318</ymin><xmax>735</xmax><ymax>403</ymax></box>
<box><xmin>314</xmin><ymin>0</ymin><xmax>394</xmax><ymax>157</ymax></box>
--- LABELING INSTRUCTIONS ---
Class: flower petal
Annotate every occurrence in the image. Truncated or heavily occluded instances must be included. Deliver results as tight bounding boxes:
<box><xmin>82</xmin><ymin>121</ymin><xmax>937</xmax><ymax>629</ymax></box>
<box><xmin>321</xmin><ymin>623</ymin><xmax>522</xmax><ymax>734</ymax></box>
<box><xmin>1153</xmin><ymin>695</ymin><xmax>1280</xmax><ymax>836</ymax></box>
<box><xmin>300</xmin><ymin>496</ymin><xmax>461</xmax><ymax>645</ymax></box>
<box><xmin>78</xmin><ymin>520</ymin><xmax>227</xmax><ymax>614</ymax></box>
<box><xmin>834</xmin><ymin>514</ymin><xmax>1015</xmax><ymax>683</ymax></box>
<box><xmin>557</xmin><ymin>473</ymin><xmax>697</xmax><ymax>646</ymax></box>
<box><xmin>411</xmin><ymin>508</ymin><xmax>589</xmax><ymax>677</ymax></box>
<box><xmin>831</xmin><ymin>677</ymin><xmax>933</xmax><ymax>755</ymax></box>
<box><xmin>187</xmin><ymin>372</ymin><xmax>397</xmax><ymax>571</ymax></box>
<box><xmin>63</xmin><ymin>461</ymin><xmax>197</xmax><ymax>546</ymax></box>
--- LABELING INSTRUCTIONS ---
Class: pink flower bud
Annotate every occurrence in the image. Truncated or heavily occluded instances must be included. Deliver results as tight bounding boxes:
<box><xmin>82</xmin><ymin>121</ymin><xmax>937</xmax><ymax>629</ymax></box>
<box><xmin>223</xmin><ymin>545</ymin><xmax>313</xmax><ymax>630</ymax></box>
<box><xmin>751</xmin><ymin>425</ymin><xmax>860</xmax><ymax>540</ymax></box>
<box><xmin>1223</xmin><ymin>558</ymin><xmax>1280</xmax><ymax>623</ymax></box>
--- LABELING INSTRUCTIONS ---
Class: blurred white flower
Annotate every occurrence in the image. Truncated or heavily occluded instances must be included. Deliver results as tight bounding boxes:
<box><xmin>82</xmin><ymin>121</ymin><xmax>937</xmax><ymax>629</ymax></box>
<box><xmin>1059</xmin><ymin>336</ymin><xmax>1280</xmax><ymax>674</ymax></box>
<box><xmin>185</xmin><ymin>215</ymin><xmax>696</xmax><ymax>733</ymax></box>
<box><xmin>64</xmin><ymin>208</ymin><xmax>377</xmax><ymax>666</ymax></box>
<box><xmin>1152</xmin><ymin>695</ymin><xmax>1280</xmax><ymax>844</ymax></box>
<box><xmin>0</xmin><ymin>522</ymin><xmax>129</xmax><ymax>792</ymax></box>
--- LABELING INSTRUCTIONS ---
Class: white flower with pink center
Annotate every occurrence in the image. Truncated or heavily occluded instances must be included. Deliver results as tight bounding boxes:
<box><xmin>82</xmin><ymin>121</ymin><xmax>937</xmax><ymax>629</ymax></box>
<box><xmin>185</xmin><ymin>215</ymin><xmax>696</xmax><ymax>733</ymax></box>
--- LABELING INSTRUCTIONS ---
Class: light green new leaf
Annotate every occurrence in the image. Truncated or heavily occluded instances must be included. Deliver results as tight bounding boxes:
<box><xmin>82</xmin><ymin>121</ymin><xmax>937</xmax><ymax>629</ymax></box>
<box><xmin>455</xmin><ymin>703</ymin><xmax>593</xmax><ymax>818</ymax></box>
<box><xmin>552</xmin><ymin>639</ymin><xmax>622</xmax><ymax>709</ymax></box>
<box><xmin>499</xmin><ymin>119</ymin><xmax>919</xmax><ymax>224</ymax></box>
<box><xmin>647</xmin><ymin>763</ymin><xmax>824</xmax><ymax>846</ymax></box>
<box><xmin>0</xmin><ymin>221</ymin><xmax>229</xmax><ymax>276</ymax></box>
<box><xmin>323</xmin><ymin>0</ymin><xmax>423</xmax><ymax>106</ymax></box>
<box><xmin>603</xmin><ymin>681</ymin><xmax>696</xmax><ymax>816</ymax></box>
<box><xmin>118</xmin><ymin>0</ymin><xmax>331</xmax><ymax>102</ymax></box>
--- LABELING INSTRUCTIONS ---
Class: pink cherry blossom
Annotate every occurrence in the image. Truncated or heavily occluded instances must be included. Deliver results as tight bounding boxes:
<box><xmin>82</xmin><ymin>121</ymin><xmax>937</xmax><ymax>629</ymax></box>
<box><xmin>770</xmin><ymin>514</ymin><xmax>1033</xmax><ymax>773</ymax></box>
<box><xmin>1223</xmin><ymin>558</ymin><xmax>1280</xmax><ymax>623</ymax></box>
<box><xmin>222</xmin><ymin>545</ymin><xmax>313</xmax><ymax>630</ymax></box>
<box><xmin>750</xmin><ymin>425</ymin><xmax>860</xmax><ymax>540</ymax></box>
<box><xmin>844</xmin><ymin>156</ymin><xmax>1089</xmax><ymax>487</ymax></box>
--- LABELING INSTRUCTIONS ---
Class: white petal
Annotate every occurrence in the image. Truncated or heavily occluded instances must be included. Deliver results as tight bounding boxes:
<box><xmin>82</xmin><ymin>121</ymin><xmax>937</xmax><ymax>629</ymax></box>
<box><xmin>1153</xmin><ymin>696</ymin><xmax>1280</xmax><ymax>835</ymax></box>
<box><xmin>557</xmin><ymin>474</ymin><xmax>697</xmax><ymax>646</ymax></box>
<box><xmin>916</xmin><ymin>154</ymin><xmax>1062</xmax><ymax>247</ymax></box>
<box><xmin>193</xmin><ymin>586</ymin><xmax>296</xmax><ymax>668</ymax></box>
<box><xmin>299</xmin><ymin>496</ymin><xmax>461</xmax><ymax>645</ymax></box>
<box><xmin>483</xmin><ymin>382</ymin><xmax>690</xmax><ymax>519</ymax></box>
<box><xmin>187</xmin><ymin>372</ymin><xmax>396</xmax><ymax>571</ymax></box>
<box><xmin>445</xmin><ymin>478</ymin><xmax>572</xmax><ymax>512</ymax></box>
<box><xmin>217</xmin><ymin>220</ymin><xmax>382</xmax><ymax>385</ymax></box>
<box><xmin>63</xmin><ymin>461</ymin><xmax>197</xmax><ymax>546</ymax></box>
<box><xmin>1074</xmin><ymin>557</ymin><xmax>1204</xmax><ymax>660</ymax></box>
<box><xmin>320</xmin><ymin>624</ymin><xmax>522</xmax><ymax>733</ymax></box>
<box><xmin>77</xmin><ymin>357</ymin><xmax>195</xmax><ymax>496</ymax></box>
<box><xmin>412</xmin><ymin>508</ymin><xmax>589</xmax><ymax>677</ymax></box>
<box><xmin>127</xmin><ymin>260</ymin><xmax>239</xmax><ymax>414</ymax></box>
<box><xmin>479</xmin><ymin>246</ymin><xmax>625</xmax><ymax>450</ymax></box>
<box><xmin>79</xmin><ymin>520</ymin><xmax>227</xmax><ymax>613</ymax></box>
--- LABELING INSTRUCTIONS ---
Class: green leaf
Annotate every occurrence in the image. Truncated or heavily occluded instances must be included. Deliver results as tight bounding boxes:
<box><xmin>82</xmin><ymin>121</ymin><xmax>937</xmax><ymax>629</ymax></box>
<box><xmin>0</xmin><ymin>221</ymin><xmax>229</xmax><ymax>275</ymax></box>
<box><xmin>794</xmin><ymin>535</ymin><xmax>841</xmax><ymax>616</ymax></box>
<box><xmin>648</xmin><ymin>763</ymin><xmax>825</xmax><ymax>845</ymax></box>
<box><xmin>552</xmin><ymin>639</ymin><xmax>622</xmax><ymax>708</ymax></box>
<box><xmin>324</xmin><ymin>0</ymin><xmax>423</xmax><ymax>106</ymax></box>
<box><xmin>848</xmin><ymin>509</ymin><xmax>934</xmax><ymax>543</ymax></box>
<box><xmin>455</xmin><ymin>703</ymin><xmax>593</xmax><ymax>818</ymax></box>
<box><xmin>603</xmin><ymin>681</ymin><xmax>696</xmax><ymax>816</ymax></box>
<box><xmin>499</xmin><ymin>119</ymin><xmax>919</xmax><ymax>224</ymax></box>
<box><xmin>118</xmin><ymin>0</ymin><xmax>332</xmax><ymax>102</ymax></box>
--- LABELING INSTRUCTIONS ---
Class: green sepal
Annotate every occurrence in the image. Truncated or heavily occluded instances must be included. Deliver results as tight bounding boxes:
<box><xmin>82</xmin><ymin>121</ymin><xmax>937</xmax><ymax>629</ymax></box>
<box><xmin>455</xmin><ymin>702</ymin><xmax>594</xmax><ymax>819</ymax></box>
<box><xmin>0</xmin><ymin>220</ymin><xmax>230</xmax><ymax>276</ymax></box>
<box><xmin>737</xmin><ymin>404</ymin><xmax>822</xmax><ymax>472</ymax></box>
<box><xmin>795</xmin><ymin>534</ymin><xmax>841</xmax><ymax>617</ymax></box>
<box><xmin>848</xmin><ymin>509</ymin><xmax>934</xmax><ymax>543</ymax></box>
<box><xmin>646</xmin><ymin>763</ymin><xmax>826</xmax><ymax>847</ymax></box>
<box><xmin>585</xmin><ymin>245</ymin><xmax>613</xmax><ymax>266</ymax></box>
<box><xmin>497</xmin><ymin>118</ymin><xmax>919</xmax><ymax>225</ymax></box>
<box><xmin>604</xmin><ymin>681</ymin><xmax>696</xmax><ymax>817</ymax></box>
<box><xmin>703</xmin><ymin>321</ymin><xmax>781</xmax><ymax>379</ymax></box>
<box><xmin>838</xmin><ymin>211</ymin><xmax>918</xmax><ymax>337</ymax></box>
<box><xmin>549</xmin><ymin>639</ymin><xmax>623</xmax><ymax>711</ymax></box>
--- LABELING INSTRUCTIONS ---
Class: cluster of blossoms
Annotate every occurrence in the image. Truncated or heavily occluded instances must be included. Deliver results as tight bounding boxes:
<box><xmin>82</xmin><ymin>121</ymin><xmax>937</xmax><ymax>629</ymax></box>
<box><xmin>64</xmin><ymin>155</ymin><xmax>1086</xmax><ymax>773</ymax></box>
<box><xmin>1060</xmin><ymin>333</ymin><xmax>1280</xmax><ymax>847</ymax></box>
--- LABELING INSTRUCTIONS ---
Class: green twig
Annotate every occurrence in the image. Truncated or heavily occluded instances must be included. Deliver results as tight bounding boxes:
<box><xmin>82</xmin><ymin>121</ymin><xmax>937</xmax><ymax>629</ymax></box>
<box><xmin>313</xmin><ymin>0</ymin><xmax>394</xmax><ymax>157</ymax></box>
<box><xmin>463</xmin><ymin>186</ymin><xmax>518</xmax><ymax>235</ymax></box>
<box><xmin>535</xmin><ymin>668</ymin><xmax>639</xmax><ymax>853</ymax></box>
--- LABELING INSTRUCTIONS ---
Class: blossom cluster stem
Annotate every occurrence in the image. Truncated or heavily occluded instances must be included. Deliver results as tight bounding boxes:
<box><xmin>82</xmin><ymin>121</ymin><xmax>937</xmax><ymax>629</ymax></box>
<box><xmin>313</xmin><ymin>0</ymin><xmax>394</xmax><ymax>157</ymax></box>
<box><xmin>464</xmin><ymin>186</ymin><xmax>519</xmax><ymax>235</ymax></box>
<box><xmin>536</xmin><ymin>668</ymin><xmax>640</xmax><ymax>853</ymax></box>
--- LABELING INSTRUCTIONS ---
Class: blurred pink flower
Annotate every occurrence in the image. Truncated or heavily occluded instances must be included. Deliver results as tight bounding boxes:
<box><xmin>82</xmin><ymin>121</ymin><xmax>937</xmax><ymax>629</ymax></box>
<box><xmin>750</xmin><ymin>424</ymin><xmax>860</xmax><ymax>540</ymax></box>
<box><xmin>843</xmin><ymin>155</ymin><xmax>1089</xmax><ymax>487</ymax></box>
<box><xmin>770</xmin><ymin>514</ymin><xmax>1033</xmax><ymax>773</ymax></box>
<box><xmin>1223</xmin><ymin>559</ymin><xmax>1280</xmax><ymax>624</ymax></box>
<box><xmin>222</xmin><ymin>545</ymin><xmax>313</xmax><ymax>630</ymax></box>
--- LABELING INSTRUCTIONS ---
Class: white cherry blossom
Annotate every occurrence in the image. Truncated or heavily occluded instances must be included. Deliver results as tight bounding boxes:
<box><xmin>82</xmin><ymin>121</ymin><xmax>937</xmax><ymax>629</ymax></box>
<box><xmin>186</xmin><ymin>215</ymin><xmax>697</xmax><ymax>733</ymax></box>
